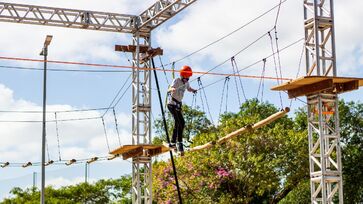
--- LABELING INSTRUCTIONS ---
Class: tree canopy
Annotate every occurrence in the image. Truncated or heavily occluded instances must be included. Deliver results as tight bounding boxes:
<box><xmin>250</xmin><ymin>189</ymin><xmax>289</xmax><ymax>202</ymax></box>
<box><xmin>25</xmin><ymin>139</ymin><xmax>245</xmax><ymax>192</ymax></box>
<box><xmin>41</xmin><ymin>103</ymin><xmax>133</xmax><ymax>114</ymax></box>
<box><xmin>1</xmin><ymin>176</ymin><xmax>132</xmax><ymax>204</ymax></box>
<box><xmin>2</xmin><ymin>99</ymin><xmax>363</xmax><ymax>203</ymax></box>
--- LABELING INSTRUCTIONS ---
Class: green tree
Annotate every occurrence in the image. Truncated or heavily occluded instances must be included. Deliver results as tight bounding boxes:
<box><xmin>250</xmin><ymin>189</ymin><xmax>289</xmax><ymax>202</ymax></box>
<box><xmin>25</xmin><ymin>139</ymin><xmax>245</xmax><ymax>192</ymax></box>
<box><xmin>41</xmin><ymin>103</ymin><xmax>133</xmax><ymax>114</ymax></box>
<box><xmin>272</xmin><ymin>100</ymin><xmax>363</xmax><ymax>203</ymax></box>
<box><xmin>1</xmin><ymin>176</ymin><xmax>132</xmax><ymax>204</ymax></box>
<box><xmin>153</xmin><ymin>104</ymin><xmax>213</xmax><ymax>145</ymax></box>
<box><xmin>153</xmin><ymin>99</ymin><xmax>309</xmax><ymax>203</ymax></box>
<box><xmin>339</xmin><ymin>100</ymin><xmax>363</xmax><ymax>203</ymax></box>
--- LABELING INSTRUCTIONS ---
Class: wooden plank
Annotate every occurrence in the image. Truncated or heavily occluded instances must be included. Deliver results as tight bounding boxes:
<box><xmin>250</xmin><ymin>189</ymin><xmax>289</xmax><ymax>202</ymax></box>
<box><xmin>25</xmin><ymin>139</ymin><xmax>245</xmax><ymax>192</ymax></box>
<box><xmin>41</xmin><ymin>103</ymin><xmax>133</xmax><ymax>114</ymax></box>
<box><xmin>287</xmin><ymin>79</ymin><xmax>333</xmax><ymax>98</ymax></box>
<box><xmin>335</xmin><ymin>80</ymin><xmax>359</xmax><ymax>93</ymax></box>
<box><xmin>122</xmin><ymin>146</ymin><xmax>143</xmax><ymax>160</ymax></box>
<box><xmin>110</xmin><ymin>145</ymin><xmax>142</xmax><ymax>155</ymax></box>
<box><xmin>110</xmin><ymin>144</ymin><xmax>170</xmax><ymax>159</ymax></box>
<box><xmin>145</xmin><ymin>147</ymin><xmax>163</xmax><ymax>157</ymax></box>
<box><xmin>115</xmin><ymin>45</ymin><xmax>149</xmax><ymax>53</ymax></box>
<box><xmin>271</xmin><ymin>76</ymin><xmax>363</xmax><ymax>93</ymax></box>
<box><xmin>189</xmin><ymin>107</ymin><xmax>290</xmax><ymax>152</ymax></box>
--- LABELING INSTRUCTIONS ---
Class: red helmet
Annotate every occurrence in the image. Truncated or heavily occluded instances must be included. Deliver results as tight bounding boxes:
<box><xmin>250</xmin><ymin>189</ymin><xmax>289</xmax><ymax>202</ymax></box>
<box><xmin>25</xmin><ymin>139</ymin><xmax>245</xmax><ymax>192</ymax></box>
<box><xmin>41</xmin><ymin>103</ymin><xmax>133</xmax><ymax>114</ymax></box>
<box><xmin>180</xmin><ymin>65</ymin><xmax>193</xmax><ymax>78</ymax></box>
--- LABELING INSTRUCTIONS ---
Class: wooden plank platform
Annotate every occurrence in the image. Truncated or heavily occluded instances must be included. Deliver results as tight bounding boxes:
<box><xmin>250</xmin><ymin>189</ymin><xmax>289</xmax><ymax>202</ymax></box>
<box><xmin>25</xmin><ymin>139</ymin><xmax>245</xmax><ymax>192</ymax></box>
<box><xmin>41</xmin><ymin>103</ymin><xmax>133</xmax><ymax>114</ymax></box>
<box><xmin>110</xmin><ymin>145</ymin><xmax>170</xmax><ymax>160</ymax></box>
<box><xmin>271</xmin><ymin>76</ymin><xmax>363</xmax><ymax>98</ymax></box>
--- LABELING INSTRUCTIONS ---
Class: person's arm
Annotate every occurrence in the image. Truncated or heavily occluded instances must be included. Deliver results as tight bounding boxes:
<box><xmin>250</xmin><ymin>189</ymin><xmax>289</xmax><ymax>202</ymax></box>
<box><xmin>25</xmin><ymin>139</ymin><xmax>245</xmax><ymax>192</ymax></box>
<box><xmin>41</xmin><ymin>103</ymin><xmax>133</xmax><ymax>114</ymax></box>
<box><xmin>168</xmin><ymin>78</ymin><xmax>178</xmax><ymax>93</ymax></box>
<box><xmin>187</xmin><ymin>86</ymin><xmax>197</xmax><ymax>93</ymax></box>
<box><xmin>168</xmin><ymin>87</ymin><xmax>176</xmax><ymax>93</ymax></box>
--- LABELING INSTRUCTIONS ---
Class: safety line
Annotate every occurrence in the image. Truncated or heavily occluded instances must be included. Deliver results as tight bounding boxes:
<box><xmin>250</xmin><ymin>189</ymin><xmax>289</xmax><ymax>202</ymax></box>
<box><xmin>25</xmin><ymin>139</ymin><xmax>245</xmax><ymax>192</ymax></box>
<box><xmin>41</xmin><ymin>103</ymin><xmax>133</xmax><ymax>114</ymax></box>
<box><xmin>0</xmin><ymin>116</ymin><xmax>101</xmax><ymax>123</ymax></box>
<box><xmin>0</xmin><ymin>108</ymin><xmax>109</xmax><ymax>114</ymax></box>
<box><xmin>102</xmin><ymin>73</ymin><xmax>132</xmax><ymax>117</ymax></box>
<box><xmin>0</xmin><ymin>65</ymin><xmax>132</xmax><ymax>73</ymax></box>
<box><xmin>54</xmin><ymin>112</ymin><xmax>62</xmax><ymax>161</ymax></box>
<box><xmin>166</xmin><ymin>0</ymin><xmax>289</xmax><ymax>66</ymax></box>
<box><xmin>0</xmin><ymin>56</ymin><xmax>291</xmax><ymax>81</ymax></box>
<box><xmin>101</xmin><ymin>117</ymin><xmax>111</xmax><ymax>152</ymax></box>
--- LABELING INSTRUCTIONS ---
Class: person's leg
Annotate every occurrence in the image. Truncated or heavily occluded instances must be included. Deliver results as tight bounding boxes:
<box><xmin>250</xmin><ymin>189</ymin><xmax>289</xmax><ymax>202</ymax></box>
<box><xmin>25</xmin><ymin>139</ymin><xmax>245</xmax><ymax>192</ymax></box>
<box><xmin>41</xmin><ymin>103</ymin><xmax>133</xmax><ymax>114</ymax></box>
<box><xmin>175</xmin><ymin>110</ymin><xmax>185</xmax><ymax>154</ymax></box>
<box><xmin>176</xmin><ymin>110</ymin><xmax>185</xmax><ymax>143</ymax></box>
<box><xmin>167</xmin><ymin>104</ymin><xmax>178</xmax><ymax>146</ymax></box>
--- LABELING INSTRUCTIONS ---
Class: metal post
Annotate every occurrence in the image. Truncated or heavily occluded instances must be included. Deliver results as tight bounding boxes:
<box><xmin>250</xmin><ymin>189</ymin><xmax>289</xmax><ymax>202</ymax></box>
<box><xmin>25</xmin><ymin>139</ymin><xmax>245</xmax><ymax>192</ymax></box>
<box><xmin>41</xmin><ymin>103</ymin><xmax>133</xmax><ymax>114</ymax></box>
<box><xmin>40</xmin><ymin>35</ymin><xmax>52</xmax><ymax>204</ymax></box>
<box><xmin>131</xmin><ymin>30</ymin><xmax>152</xmax><ymax>204</ymax></box>
<box><xmin>85</xmin><ymin>163</ymin><xmax>88</xmax><ymax>183</ymax></box>
<box><xmin>33</xmin><ymin>172</ymin><xmax>37</xmax><ymax>189</ymax></box>
<box><xmin>304</xmin><ymin>0</ymin><xmax>343</xmax><ymax>203</ymax></box>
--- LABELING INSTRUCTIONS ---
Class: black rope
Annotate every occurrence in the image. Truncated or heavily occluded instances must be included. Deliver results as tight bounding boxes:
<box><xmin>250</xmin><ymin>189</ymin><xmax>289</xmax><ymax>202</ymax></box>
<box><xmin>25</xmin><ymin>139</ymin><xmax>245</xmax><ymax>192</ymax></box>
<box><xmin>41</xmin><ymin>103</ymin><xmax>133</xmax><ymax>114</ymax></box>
<box><xmin>231</xmin><ymin>58</ymin><xmax>242</xmax><ymax>107</ymax></box>
<box><xmin>159</xmin><ymin>55</ymin><xmax>171</xmax><ymax>85</ymax></box>
<box><xmin>113</xmin><ymin>83</ymin><xmax>132</xmax><ymax>108</ymax></box>
<box><xmin>197</xmin><ymin>78</ymin><xmax>214</xmax><ymax>124</ymax></box>
<box><xmin>257</xmin><ymin>59</ymin><xmax>267</xmax><ymax>101</ymax></box>
<box><xmin>0</xmin><ymin>116</ymin><xmax>101</xmax><ymax>123</ymax></box>
<box><xmin>196</xmin><ymin>30</ymin><xmax>273</xmax><ymax>79</ymax></box>
<box><xmin>46</xmin><ymin>137</ymin><xmax>51</xmax><ymax>162</ymax></box>
<box><xmin>151</xmin><ymin>58</ymin><xmax>183</xmax><ymax>204</ymax></box>
<box><xmin>102</xmin><ymin>73</ymin><xmax>132</xmax><ymax>117</ymax></box>
<box><xmin>231</xmin><ymin>57</ymin><xmax>247</xmax><ymax>101</ymax></box>
<box><xmin>101</xmin><ymin>117</ymin><xmax>110</xmax><ymax>152</ymax></box>
<box><xmin>0</xmin><ymin>107</ymin><xmax>110</xmax><ymax>114</ymax></box>
<box><xmin>54</xmin><ymin>113</ymin><xmax>62</xmax><ymax>161</ymax></box>
<box><xmin>186</xmin><ymin>92</ymin><xmax>197</xmax><ymax>143</ymax></box>
<box><xmin>268</xmin><ymin>31</ymin><xmax>284</xmax><ymax>109</ymax></box>
<box><xmin>165</xmin><ymin>0</ymin><xmax>288</xmax><ymax>66</ymax></box>
<box><xmin>0</xmin><ymin>65</ymin><xmax>132</xmax><ymax>73</ymax></box>
<box><xmin>218</xmin><ymin>77</ymin><xmax>230</xmax><ymax>119</ymax></box>
<box><xmin>197</xmin><ymin>78</ymin><xmax>206</xmax><ymax>113</ymax></box>
<box><xmin>238</xmin><ymin>37</ymin><xmax>304</xmax><ymax>72</ymax></box>
<box><xmin>112</xmin><ymin>108</ymin><xmax>121</xmax><ymax>146</ymax></box>
<box><xmin>274</xmin><ymin>0</ymin><xmax>283</xmax><ymax>27</ymax></box>
<box><xmin>274</xmin><ymin>27</ymin><xmax>283</xmax><ymax>85</ymax></box>
<box><xmin>225</xmin><ymin>77</ymin><xmax>230</xmax><ymax>113</ymax></box>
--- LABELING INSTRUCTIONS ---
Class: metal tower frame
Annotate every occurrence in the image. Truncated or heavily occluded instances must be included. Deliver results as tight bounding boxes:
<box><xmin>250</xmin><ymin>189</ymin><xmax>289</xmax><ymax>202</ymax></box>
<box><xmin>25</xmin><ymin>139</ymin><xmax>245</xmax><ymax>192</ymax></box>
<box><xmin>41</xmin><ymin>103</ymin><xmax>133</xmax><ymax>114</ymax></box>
<box><xmin>0</xmin><ymin>1</ymin><xmax>197</xmax><ymax>203</ymax></box>
<box><xmin>304</xmin><ymin>0</ymin><xmax>343</xmax><ymax>203</ymax></box>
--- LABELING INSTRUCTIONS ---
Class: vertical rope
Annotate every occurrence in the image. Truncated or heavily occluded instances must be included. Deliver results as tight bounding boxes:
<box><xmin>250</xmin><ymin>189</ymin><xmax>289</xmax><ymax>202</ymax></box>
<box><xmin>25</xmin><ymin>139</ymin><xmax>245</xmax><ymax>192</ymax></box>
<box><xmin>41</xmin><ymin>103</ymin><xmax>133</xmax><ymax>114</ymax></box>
<box><xmin>151</xmin><ymin>58</ymin><xmax>183</xmax><ymax>204</ymax></box>
<box><xmin>197</xmin><ymin>78</ymin><xmax>214</xmax><ymax>124</ymax></box>
<box><xmin>197</xmin><ymin>78</ymin><xmax>206</xmax><ymax>113</ymax></box>
<box><xmin>218</xmin><ymin>77</ymin><xmax>229</xmax><ymax>119</ymax></box>
<box><xmin>46</xmin><ymin>137</ymin><xmax>51</xmax><ymax>162</ymax></box>
<box><xmin>54</xmin><ymin>112</ymin><xmax>62</xmax><ymax>161</ymax></box>
<box><xmin>274</xmin><ymin>27</ymin><xmax>283</xmax><ymax>84</ymax></box>
<box><xmin>101</xmin><ymin>117</ymin><xmax>110</xmax><ymax>152</ymax></box>
<box><xmin>225</xmin><ymin>77</ymin><xmax>230</xmax><ymax>112</ymax></box>
<box><xmin>158</xmin><ymin>56</ymin><xmax>171</xmax><ymax>85</ymax></box>
<box><xmin>231</xmin><ymin>57</ymin><xmax>242</xmax><ymax>107</ymax></box>
<box><xmin>112</xmin><ymin>108</ymin><xmax>121</xmax><ymax>146</ymax></box>
<box><xmin>268</xmin><ymin>31</ymin><xmax>284</xmax><ymax>108</ymax></box>
<box><xmin>187</xmin><ymin>92</ymin><xmax>197</xmax><ymax>142</ymax></box>
<box><xmin>231</xmin><ymin>57</ymin><xmax>247</xmax><ymax>101</ymax></box>
<box><xmin>172</xmin><ymin>62</ymin><xmax>176</xmax><ymax>80</ymax></box>
<box><xmin>257</xmin><ymin>59</ymin><xmax>267</xmax><ymax>101</ymax></box>
<box><xmin>289</xmin><ymin>43</ymin><xmax>306</xmax><ymax>109</ymax></box>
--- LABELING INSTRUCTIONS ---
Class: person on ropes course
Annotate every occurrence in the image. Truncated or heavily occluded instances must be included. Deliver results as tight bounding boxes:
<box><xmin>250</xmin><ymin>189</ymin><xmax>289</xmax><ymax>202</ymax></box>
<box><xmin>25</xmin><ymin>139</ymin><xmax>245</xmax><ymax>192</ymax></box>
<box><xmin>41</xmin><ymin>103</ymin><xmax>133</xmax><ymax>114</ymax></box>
<box><xmin>167</xmin><ymin>65</ymin><xmax>197</xmax><ymax>156</ymax></box>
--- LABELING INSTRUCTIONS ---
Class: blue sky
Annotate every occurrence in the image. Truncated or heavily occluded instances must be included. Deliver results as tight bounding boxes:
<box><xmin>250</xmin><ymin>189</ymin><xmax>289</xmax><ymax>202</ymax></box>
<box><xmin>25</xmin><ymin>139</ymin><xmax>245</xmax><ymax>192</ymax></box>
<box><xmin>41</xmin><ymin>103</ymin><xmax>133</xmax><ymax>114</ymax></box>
<box><xmin>0</xmin><ymin>0</ymin><xmax>362</xmax><ymax>200</ymax></box>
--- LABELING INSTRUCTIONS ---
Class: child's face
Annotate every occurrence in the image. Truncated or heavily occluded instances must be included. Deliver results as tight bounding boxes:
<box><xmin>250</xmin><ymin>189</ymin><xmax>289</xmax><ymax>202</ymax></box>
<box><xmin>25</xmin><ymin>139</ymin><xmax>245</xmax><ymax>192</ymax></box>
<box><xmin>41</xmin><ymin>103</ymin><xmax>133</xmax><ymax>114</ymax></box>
<box><xmin>182</xmin><ymin>77</ymin><xmax>189</xmax><ymax>83</ymax></box>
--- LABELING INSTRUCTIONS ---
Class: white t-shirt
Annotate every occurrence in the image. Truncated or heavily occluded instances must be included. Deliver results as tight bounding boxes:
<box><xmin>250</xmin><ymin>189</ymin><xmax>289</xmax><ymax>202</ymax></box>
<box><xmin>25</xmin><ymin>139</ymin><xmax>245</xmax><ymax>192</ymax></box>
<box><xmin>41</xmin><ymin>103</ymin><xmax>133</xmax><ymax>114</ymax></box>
<box><xmin>168</xmin><ymin>78</ymin><xmax>190</xmax><ymax>105</ymax></box>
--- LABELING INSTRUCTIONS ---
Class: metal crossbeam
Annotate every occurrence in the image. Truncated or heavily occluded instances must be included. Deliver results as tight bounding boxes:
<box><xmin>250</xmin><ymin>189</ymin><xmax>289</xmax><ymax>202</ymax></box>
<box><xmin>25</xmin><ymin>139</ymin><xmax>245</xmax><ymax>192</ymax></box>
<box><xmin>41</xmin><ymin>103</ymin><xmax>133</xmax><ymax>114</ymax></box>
<box><xmin>137</xmin><ymin>0</ymin><xmax>196</xmax><ymax>31</ymax></box>
<box><xmin>0</xmin><ymin>2</ymin><xmax>136</xmax><ymax>33</ymax></box>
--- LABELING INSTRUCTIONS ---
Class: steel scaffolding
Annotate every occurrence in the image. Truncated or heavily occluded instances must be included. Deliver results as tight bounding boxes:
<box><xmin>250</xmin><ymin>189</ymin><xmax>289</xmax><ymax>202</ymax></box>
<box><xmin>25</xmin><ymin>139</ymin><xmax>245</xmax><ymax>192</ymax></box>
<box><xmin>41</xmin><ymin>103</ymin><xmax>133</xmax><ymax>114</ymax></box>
<box><xmin>304</xmin><ymin>0</ymin><xmax>343</xmax><ymax>203</ymax></box>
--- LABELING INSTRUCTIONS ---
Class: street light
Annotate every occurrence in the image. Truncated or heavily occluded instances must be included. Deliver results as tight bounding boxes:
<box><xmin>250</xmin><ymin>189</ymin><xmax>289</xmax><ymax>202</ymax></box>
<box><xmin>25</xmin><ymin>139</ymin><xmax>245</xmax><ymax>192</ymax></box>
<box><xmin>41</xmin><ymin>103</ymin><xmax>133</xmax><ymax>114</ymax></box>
<box><xmin>40</xmin><ymin>35</ymin><xmax>52</xmax><ymax>204</ymax></box>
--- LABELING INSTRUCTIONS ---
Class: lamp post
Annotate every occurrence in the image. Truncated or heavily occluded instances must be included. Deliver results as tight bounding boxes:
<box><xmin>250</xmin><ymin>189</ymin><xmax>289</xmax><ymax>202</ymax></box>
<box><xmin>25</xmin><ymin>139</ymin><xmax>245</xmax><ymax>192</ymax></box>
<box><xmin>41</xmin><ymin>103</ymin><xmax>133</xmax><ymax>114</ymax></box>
<box><xmin>40</xmin><ymin>35</ymin><xmax>52</xmax><ymax>204</ymax></box>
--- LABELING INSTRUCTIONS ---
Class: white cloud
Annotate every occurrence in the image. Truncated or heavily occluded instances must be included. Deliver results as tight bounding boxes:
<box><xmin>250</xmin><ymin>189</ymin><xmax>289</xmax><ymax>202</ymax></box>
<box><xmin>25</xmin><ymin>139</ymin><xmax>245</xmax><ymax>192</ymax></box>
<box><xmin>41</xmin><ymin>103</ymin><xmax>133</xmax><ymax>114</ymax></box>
<box><xmin>46</xmin><ymin>176</ymin><xmax>96</xmax><ymax>188</ymax></box>
<box><xmin>0</xmin><ymin>83</ymin><xmax>131</xmax><ymax>162</ymax></box>
<box><xmin>0</xmin><ymin>0</ymin><xmax>155</xmax><ymax>65</ymax></box>
<box><xmin>155</xmin><ymin>0</ymin><xmax>363</xmax><ymax>78</ymax></box>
